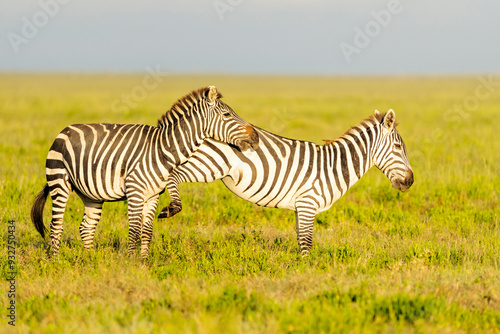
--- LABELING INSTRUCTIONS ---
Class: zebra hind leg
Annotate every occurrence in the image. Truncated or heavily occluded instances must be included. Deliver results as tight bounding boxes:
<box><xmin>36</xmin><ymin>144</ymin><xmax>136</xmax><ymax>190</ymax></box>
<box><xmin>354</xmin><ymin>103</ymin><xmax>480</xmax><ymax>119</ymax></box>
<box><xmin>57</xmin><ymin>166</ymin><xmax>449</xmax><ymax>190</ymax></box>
<box><xmin>140</xmin><ymin>195</ymin><xmax>159</xmax><ymax>260</ymax></box>
<box><xmin>295</xmin><ymin>199</ymin><xmax>318</xmax><ymax>257</ymax></box>
<box><xmin>78</xmin><ymin>197</ymin><xmax>103</xmax><ymax>250</ymax></box>
<box><xmin>47</xmin><ymin>176</ymin><xmax>72</xmax><ymax>256</ymax></box>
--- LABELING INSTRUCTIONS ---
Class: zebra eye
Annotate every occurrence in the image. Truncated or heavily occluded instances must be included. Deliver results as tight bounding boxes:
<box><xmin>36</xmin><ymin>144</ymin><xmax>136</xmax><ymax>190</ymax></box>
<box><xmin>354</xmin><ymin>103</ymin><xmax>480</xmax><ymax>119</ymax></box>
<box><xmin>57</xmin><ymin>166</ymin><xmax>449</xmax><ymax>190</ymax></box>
<box><xmin>222</xmin><ymin>111</ymin><xmax>231</xmax><ymax>117</ymax></box>
<box><xmin>394</xmin><ymin>143</ymin><xmax>402</xmax><ymax>149</ymax></box>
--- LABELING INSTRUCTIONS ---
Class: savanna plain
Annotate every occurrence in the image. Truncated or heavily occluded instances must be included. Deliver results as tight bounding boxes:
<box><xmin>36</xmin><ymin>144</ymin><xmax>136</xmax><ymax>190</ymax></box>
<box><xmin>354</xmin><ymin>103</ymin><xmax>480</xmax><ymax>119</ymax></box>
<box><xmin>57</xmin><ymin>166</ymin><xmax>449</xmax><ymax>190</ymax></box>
<box><xmin>1</xmin><ymin>73</ymin><xmax>499</xmax><ymax>333</ymax></box>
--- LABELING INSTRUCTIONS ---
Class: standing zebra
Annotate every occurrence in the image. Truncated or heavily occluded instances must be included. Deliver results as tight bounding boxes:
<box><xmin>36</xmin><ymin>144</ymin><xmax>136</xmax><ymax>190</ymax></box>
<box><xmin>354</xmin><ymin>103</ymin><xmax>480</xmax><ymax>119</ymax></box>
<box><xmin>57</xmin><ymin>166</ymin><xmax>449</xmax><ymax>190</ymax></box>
<box><xmin>31</xmin><ymin>86</ymin><xmax>259</xmax><ymax>259</ymax></box>
<box><xmin>156</xmin><ymin>109</ymin><xmax>413</xmax><ymax>257</ymax></box>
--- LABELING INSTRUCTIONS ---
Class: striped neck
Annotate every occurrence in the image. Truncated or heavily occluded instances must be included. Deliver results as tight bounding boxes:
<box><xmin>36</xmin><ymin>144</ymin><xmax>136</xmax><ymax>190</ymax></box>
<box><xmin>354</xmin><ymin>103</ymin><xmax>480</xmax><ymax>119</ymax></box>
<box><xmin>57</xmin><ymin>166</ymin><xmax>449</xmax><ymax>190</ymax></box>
<box><xmin>157</xmin><ymin>115</ymin><xmax>205</xmax><ymax>169</ymax></box>
<box><xmin>323</xmin><ymin>122</ymin><xmax>377</xmax><ymax>194</ymax></box>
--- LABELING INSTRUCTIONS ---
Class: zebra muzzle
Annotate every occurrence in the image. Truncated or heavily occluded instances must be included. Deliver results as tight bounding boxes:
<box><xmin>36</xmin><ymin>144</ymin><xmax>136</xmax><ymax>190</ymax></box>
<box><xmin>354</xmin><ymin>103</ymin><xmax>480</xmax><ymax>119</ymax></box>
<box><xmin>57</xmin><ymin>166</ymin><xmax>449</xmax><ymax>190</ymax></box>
<box><xmin>392</xmin><ymin>169</ymin><xmax>414</xmax><ymax>192</ymax></box>
<box><xmin>237</xmin><ymin>125</ymin><xmax>259</xmax><ymax>151</ymax></box>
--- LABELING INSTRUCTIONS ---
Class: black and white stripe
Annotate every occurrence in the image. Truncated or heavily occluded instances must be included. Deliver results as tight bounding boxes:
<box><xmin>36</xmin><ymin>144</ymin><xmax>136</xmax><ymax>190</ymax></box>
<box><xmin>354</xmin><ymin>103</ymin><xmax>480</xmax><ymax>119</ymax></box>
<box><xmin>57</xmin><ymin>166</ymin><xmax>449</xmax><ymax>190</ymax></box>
<box><xmin>159</xmin><ymin>109</ymin><xmax>413</xmax><ymax>256</ymax></box>
<box><xmin>31</xmin><ymin>86</ymin><xmax>259</xmax><ymax>259</ymax></box>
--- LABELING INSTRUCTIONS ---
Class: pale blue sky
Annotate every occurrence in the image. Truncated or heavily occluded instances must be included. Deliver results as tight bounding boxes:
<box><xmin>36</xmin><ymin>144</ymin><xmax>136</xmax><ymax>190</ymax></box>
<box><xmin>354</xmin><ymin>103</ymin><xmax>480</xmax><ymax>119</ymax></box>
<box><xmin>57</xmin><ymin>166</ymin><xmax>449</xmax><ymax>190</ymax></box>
<box><xmin>1</xmin><ymin>0</ymin><xmax>499</xmax><ymax>74</ymax></box>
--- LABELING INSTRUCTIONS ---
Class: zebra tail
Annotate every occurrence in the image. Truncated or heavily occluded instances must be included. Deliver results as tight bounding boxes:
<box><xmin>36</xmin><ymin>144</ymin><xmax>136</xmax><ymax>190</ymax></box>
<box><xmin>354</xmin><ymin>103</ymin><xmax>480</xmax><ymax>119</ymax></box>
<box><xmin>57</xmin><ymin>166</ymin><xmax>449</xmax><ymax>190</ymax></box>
<box><xmin>31</xmin><ymin>184</ymin><xmax>49</xmax><ymax>239</ymax></box>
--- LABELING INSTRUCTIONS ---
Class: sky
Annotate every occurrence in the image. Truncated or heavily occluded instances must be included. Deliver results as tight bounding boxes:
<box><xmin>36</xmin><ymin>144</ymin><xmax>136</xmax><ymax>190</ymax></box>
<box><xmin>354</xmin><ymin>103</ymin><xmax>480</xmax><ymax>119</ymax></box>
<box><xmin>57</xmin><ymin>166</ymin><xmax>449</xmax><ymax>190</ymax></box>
<box><xmin>1</xmin><ymin>0</ymin><xmax>499</xmax><ymax>75</ymax></box>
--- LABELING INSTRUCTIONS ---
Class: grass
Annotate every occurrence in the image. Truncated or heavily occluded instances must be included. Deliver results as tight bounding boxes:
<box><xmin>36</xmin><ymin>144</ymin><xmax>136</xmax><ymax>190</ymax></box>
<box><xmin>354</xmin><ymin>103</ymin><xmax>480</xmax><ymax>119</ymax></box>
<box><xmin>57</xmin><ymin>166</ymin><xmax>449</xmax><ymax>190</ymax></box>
<box><xmin>1</xmin><ymin>73</ymin><xmax>499</xmax><ymax>333</ymax></box>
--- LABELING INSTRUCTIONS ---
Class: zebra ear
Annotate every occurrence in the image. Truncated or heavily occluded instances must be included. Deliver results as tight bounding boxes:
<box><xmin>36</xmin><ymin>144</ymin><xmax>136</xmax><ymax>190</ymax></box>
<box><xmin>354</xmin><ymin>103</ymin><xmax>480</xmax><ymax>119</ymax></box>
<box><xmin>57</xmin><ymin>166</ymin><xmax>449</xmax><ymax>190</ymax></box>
<box><xmin>205</xmin><ymin>86</ymin><xmax>218</xmax><ymax>105</ymax></box>
<box><xmin>381</xmin><ymin>109</ymin><xmax>396</xmax><ymax>132</ymax></box>
<box><xmin>374</xmin><ymin>110</ymin><xmax>381</xmax><ymax>118</ymax></box>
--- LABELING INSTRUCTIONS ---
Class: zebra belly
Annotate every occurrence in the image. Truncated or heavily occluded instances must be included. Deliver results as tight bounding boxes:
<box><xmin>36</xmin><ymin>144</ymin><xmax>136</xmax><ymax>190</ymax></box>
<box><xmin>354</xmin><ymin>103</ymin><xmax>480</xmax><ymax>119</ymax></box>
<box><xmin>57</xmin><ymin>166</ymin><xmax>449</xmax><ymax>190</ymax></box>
<box><xmin>222</xmin><ymin>173</ymin><xmax>310</xmax><ymax>211</ymax></box>
<box><xmin>68</xmin><ymin>164</ymin><xmax>127</xmax><ymax>201</ymax></box>
<box><xmin>222</xmin><ymin>162</ymin><xmax>313</xmax><ymax>211</ymax></box>
<box><xmin>214</xmin><ymin>138</ymin><xmax>318</xmax><ymax>211</ymax></box>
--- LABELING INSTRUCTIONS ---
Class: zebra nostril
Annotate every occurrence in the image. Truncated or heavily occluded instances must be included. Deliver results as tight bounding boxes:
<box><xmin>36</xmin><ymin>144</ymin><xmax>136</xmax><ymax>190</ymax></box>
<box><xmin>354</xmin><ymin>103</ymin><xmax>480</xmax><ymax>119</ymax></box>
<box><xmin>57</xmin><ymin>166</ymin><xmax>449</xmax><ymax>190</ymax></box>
<box><xmin>242</xmin><ymin>125</ymin><xmax>259</xmax><ymax>149</ymax></box>
<box><xmin>405</xmin><ymin>170</ymin><xmax>414</xmax><ymax>187</ymax></box>
<box><xmin>251</xmin><ymin>130</ymin><xmax>259</xmax><ymax>149</ymax></box>
<box><xmin>237</xmin><ymin>140</ymin><xmax>251</xmax><ymax>151</ymax></box>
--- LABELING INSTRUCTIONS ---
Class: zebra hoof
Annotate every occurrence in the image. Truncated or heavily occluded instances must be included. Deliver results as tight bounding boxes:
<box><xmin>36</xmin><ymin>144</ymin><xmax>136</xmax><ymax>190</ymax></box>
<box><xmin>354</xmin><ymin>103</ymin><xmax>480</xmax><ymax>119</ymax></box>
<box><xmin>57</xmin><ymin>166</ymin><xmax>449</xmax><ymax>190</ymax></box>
<box><xmin>158</xmin><ymin>208</ymin><xmax>170</xmax><ymax>219</ymax></box>
<box><xmin>158</xmin><ymin>205</ymin><xmax>181</xmax><ymax>219</ymax></box>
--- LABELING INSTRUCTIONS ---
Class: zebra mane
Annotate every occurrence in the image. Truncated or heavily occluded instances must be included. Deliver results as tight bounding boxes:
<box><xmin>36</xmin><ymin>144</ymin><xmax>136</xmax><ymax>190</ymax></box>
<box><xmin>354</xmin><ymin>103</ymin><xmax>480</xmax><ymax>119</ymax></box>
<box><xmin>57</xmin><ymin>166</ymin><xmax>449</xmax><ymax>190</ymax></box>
<box><xmin>157</xmin><ymin>87</ymin><xmax>223</xmax><ymax>128</ymax></box>
<box><xmin>323</xmin><ymin>113</ymin><xmax>391</xmax><ymax>145</ymax></box>
<box><xmin>343</xmin><ymin>114</ymin><xmax>380</xmax><ymax>136</ymax></box>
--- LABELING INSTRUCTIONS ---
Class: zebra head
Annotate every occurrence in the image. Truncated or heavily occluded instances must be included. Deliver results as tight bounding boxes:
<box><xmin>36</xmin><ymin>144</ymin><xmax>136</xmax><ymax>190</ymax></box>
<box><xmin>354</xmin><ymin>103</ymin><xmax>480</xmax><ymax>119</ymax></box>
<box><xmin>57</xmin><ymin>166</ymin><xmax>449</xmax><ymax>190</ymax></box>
<box><xmin>372</xmin><ymin>109</ymin><xmax>414</xmax><ymax>192</ymax></box>
<box><xmin>202</xmin><ymin>86</ymin><xmax>259</xmax><ymax>151</ymax></box>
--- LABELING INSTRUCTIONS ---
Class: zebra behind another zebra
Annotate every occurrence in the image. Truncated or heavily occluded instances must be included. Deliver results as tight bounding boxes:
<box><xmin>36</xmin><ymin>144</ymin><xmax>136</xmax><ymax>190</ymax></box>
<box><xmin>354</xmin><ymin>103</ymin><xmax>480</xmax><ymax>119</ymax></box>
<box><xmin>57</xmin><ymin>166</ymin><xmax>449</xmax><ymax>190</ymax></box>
<box><xmin>31</xmin><ymin>86</ymin><xmax>259</xmax><ymax>259</ymax></box>
<box><xmin>158</xmin><ymin>109</ymin><xmax>413</xmax><ymax>257</ymax></box>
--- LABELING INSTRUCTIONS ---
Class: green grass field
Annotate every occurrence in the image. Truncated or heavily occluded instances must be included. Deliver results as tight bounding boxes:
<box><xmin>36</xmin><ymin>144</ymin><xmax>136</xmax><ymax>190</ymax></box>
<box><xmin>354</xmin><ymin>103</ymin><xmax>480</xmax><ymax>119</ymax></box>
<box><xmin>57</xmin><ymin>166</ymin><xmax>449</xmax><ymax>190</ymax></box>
<box><xmin>1</xmin><ymin>73</ymin><xmax>499</xmax><ymax>333</ymax></box>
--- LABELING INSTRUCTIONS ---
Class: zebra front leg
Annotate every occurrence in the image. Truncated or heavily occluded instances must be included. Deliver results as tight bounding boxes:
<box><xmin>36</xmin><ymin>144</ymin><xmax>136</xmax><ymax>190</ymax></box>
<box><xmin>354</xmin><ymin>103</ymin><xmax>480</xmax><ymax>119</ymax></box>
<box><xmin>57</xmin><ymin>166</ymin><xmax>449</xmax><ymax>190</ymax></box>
<box><xmin>295</xmin><ymin>198</ymin><xmax>318</xmax><ymax>257</ymax></box>
<box><xmin>78</xmin><ymin>198</ymin><xmax>103</xmax><ymax>250</ymax></box>
<box><xmin>139</xmin><ymin>195</ymin><xmax>159</xmax><ymax>259</ymax></box>
<box><xmin>158</xmin><ymin>175</ymin><xmax>182</xmax><ymax>219</ymax></box>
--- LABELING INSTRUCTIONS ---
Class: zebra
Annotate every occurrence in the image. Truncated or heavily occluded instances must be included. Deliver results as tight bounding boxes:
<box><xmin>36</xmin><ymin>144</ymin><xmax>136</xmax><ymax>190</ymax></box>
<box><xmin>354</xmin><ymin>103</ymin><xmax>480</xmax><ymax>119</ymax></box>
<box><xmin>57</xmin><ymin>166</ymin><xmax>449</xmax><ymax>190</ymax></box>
<box><xmin>30</xmin><ymin>86</ymin><xmax>259</xmax><ymax>259</ymax></box>
<box><xmin>157</xmin><ymin>109</ymin><xmax>413</xmax><ymax>257</ymax></box>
